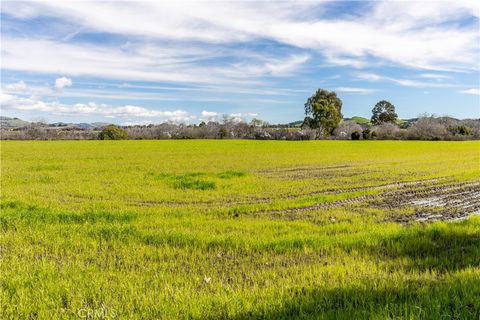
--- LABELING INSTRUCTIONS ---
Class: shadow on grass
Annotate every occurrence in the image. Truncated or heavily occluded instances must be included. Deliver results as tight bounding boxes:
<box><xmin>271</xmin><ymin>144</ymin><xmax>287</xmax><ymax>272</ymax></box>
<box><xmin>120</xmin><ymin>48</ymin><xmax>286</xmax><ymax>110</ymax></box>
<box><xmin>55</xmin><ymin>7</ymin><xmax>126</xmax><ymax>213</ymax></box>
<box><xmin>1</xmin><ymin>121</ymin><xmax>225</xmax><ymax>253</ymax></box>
<box><xmin>229</xmin><ymin>277</ymin><xmax>480</xmax><ymax>319</ymax></box>
<box><xmin>211</xmin><ymin>220</ymin><xmax>480</xmax><ymax>319</ymax></box>
<box><xmin>0</xmin><ymin>200</ymin><xmax>137</xmax><ymax>230</ymax></box>
<box><xmin>364</xmin><ymin>220</ymin><xmax>480</xmax><ymax>273</ymax></box>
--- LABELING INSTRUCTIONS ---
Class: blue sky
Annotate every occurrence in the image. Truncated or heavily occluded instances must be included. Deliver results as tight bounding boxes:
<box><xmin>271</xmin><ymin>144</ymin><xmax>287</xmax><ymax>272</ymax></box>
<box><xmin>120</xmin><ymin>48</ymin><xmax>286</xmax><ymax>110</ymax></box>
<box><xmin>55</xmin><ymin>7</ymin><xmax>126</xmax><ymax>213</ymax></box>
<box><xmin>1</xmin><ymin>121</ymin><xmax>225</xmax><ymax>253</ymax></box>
<box><xmin>1</xmin><ymin>1</ymin><xmax>479</xmax><ymax>124</ymax></box>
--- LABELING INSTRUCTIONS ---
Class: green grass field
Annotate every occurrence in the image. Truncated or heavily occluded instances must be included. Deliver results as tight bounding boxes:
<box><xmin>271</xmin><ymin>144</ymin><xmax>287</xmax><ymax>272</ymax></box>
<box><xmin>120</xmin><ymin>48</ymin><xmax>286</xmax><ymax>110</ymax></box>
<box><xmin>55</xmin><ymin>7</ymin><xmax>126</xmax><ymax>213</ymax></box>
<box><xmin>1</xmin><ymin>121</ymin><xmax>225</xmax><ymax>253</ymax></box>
<box><xmin>1</xmin><ymin>140</ymin><xmax>479</xmax><ymax>319</ymax></box>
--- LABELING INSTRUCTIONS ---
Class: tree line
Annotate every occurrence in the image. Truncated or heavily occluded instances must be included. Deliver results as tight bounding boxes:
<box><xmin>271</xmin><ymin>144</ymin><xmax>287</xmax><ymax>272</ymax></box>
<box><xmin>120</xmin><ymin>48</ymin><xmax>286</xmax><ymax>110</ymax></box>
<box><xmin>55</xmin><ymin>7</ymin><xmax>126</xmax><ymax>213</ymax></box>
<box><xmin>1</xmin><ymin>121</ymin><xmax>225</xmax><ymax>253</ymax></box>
<box><xmin>1</xmin><ymin>88</ymin><xmax>478</xmax><ymax>140</ymax></box>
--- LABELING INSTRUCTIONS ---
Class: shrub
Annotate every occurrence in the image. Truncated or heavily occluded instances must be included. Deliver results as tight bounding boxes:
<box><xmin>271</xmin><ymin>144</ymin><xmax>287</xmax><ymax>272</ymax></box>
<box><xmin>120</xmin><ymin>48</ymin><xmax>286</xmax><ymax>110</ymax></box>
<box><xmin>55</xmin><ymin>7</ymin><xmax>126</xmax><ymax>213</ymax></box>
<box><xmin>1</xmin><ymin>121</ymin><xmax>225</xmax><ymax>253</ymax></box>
<box><xmin>407</xmin><ymin>117</ymin><xmax>448</xmax><ymax>140</ymax></box>
<box><xmin>362</xmin><ymin>128</ymin><xmax>372</xmax><ymax>140</ymax></box>
<box><xmin>449</xmin><ymin>125</ymin><xmax>471</xmax><ymax>136</ymax></box>
<box><xmin>372</xmin><ymin>123</ymin><xmax>399</xmax><ymax>140</ymax></box>
<box><xmin>218</xmin><ymin>128</ymin><xmax>228</xmax><ymax>139</ymax></box>
<box><xmin>98</xmin><ymin>125</ymin><xmax>128</xmax><ymax>140</ymax></box>
<box><xmin>333</xmin><ymin>121</ymin><xmax>363</xmax><ymax>140</ymax></box>
<box><xmin>351</xmin><ymin>131</ymin><xmax>361</xmax><ymax>140</ymax></box>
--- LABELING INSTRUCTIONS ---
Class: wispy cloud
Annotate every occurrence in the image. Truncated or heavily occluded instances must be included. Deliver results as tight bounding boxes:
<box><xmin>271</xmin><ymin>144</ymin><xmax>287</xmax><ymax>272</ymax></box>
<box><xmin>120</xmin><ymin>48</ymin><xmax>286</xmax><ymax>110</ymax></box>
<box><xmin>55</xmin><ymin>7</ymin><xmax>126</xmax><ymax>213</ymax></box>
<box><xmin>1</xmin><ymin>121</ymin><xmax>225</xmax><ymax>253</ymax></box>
<box><xmin>458</xmin><ymin>88</ymin><xmax>480</xmax><ymax>95</ymax></box>
<box><xmin>354</xmin><ymin>72</ymin><xmax>462</xmax><ymax>88</ymax></box>
<box><xmin>2</xmin><ymin>81</ymin><xmax>300</xmax><ymax>105</ymax></box>
<box><xmin>334</xmin><ymin>87</ymin><xmax>377</xmax><ymax>94</ymax></box>
<box><xmin>2</xmin><ymin>37</ymin><xmax>310</xmax><ymax>86</ymax></box>
<box><xmin>419</xmin><ymin>73</ymin><xmax>451</xmax><ymax>80</ymax></box>
<box><xmin>2</xmin><ymin>1</ymin><xmax>478</xmax><ymax>80</ymax></box>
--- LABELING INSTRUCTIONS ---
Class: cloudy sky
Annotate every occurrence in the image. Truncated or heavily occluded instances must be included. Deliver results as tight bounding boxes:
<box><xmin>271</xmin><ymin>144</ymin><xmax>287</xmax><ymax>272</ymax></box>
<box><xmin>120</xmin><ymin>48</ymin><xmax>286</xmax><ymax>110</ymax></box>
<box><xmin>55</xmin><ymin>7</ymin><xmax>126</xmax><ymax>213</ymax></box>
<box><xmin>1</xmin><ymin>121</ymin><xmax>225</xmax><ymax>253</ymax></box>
<box><xmin>1</xmin><ymin>1</ymin><xmax>479</xmax><ymax>124</ymax></box>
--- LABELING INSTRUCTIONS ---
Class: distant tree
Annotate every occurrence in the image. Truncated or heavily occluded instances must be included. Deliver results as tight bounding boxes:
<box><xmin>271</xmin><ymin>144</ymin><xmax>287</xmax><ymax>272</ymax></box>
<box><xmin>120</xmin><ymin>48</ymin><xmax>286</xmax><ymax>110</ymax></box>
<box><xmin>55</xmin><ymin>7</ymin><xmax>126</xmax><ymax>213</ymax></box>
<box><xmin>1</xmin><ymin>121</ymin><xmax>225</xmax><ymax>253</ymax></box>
<box><xmin>371</xmin><ymin>100</ymin><xmax>398</xmax><ymax>125</ymax></box>
<box><xmin>98</xmin><ymin>125</ymin><xmax>128</xmax><ymax>140</ymax></box>
<box><xmin>304</xmin><ymin>89</ymin><xmax>343</xmax><ymax>137</ymax></box>
<box><xmin>250</xmin><ymin>118</ymin><xmax>266</xmax><ymax>127</ymax></box>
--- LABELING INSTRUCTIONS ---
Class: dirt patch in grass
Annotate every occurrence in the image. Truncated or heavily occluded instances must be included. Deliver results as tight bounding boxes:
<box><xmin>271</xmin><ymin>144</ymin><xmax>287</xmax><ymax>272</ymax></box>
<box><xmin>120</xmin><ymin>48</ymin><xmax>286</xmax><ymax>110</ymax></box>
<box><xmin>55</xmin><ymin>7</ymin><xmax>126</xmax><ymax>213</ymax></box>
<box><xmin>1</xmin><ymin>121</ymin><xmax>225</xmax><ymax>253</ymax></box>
<box><xmin>253</xmin><ymin>179</ymin><xmax>480</xmax><ymax>223</ymax></box>
<box><xmin>384</xmin><ymin>180</ymin><xmax>480</xmax><ymax>223</ymax></box>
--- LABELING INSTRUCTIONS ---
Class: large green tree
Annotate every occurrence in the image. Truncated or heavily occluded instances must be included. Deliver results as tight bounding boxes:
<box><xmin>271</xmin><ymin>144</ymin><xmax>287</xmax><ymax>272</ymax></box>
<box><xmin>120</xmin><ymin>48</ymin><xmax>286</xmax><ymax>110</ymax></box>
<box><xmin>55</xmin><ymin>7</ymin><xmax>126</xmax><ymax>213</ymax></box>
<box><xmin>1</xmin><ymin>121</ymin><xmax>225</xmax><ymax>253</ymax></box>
<box><xmin>371</xmin><ymin>100</ymin><xmax>398</xmax><ymax>125</ymax></box>
<box><xmin>304</xmin><ymin>89</ymin><xmax>343</xmax><ymax>136</ymax></box>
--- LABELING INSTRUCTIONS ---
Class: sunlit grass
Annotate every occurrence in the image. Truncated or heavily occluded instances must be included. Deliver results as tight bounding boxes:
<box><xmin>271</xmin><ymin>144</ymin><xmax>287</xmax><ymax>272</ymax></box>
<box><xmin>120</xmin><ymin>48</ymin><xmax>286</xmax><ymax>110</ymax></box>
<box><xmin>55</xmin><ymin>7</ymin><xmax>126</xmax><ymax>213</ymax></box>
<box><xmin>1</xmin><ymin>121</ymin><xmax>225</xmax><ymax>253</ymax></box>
<box><xmin>1</xmin><ymin>140</ymin><xmax>479</xmax><ymax>319</ymax></box>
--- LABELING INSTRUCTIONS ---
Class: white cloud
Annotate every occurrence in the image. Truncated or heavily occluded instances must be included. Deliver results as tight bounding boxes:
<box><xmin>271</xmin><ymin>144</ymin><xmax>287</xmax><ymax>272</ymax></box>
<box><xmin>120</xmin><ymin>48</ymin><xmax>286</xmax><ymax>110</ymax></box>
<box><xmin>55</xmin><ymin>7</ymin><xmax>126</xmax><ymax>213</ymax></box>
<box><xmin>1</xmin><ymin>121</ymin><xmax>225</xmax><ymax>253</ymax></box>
<box><xmin>54</xmin><ymin>77</ymin><xmax>72</xmax><ymax>90</ymax></box>
<box><xmin>228</xmin><ymin>112</ymin><xmax>259</xmax><ymax>122</ymax></box>
<box><xmin>201</xmin><ymin>110</ymin><xmax>218</xmax><ymax>117</ymax></box>
<box><xmin>355</xmin><ymin>73</ymin><xmax>382</xmax><ymax>82</ymax></box>
<box><xmin>5</xmin><ymin>80</ymin><xmax>28</xmax><ymax>92</ymax></box>
<box><xmin>1</xmin><ymin>1</ymin><xmax>478</xmax><ymax>83</ymax></box>
<box><xmin>254</xmin><ymin>54</ymin><xmax>310</xmax><ymax>76</ymax></box>
<box><xmin>334</xmin><ymin>87</ymin><xmax>376</xmax><ymax>94</ymax></box>
<box><xmin>200</xmin><ymin>110</ymin><xmax>221</xmax><ymax>122</ymax></box>
<box><xmin>0</xmin><ymin>93</ymin><xmax>193</xmax><ymax>123</ymax></box>
<box><xmin>122</xmin><ymin>120</ymin><xmax>157</xmax><ymax>126</ymax></box>
<box><xmin>458</xmin><ymin>88</ymin><xmax>480</xmax><ymax>95</ymax></box>
<box><xmin>354</xmin><ymin>72</ymin><xmax>460</xmax><ymax>88</ymax></box>
<box><xmin>390</xmin><ymin>79</ymin><xmax>458</xmax><ymax>88</ymax></box>
<box><xmin>198</xmin><ymin>110</ymin><xmax>258</xmax><ymax>122</ymax></box>
<box><xmin>419</xmin><ymin>73</ymin><xmax>451</xmax><ymax>80</ymax></box>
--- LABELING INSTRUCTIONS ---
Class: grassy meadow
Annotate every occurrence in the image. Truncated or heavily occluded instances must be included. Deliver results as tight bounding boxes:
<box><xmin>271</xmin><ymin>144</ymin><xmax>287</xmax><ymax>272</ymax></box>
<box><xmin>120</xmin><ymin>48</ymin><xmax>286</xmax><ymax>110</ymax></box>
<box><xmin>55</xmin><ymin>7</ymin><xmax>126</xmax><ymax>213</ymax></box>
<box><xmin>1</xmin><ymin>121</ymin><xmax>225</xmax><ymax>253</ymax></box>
<box><xmin>1</xmin><ymin>140</ymin><xmax>479</xmax><ymax>319</ymax></box>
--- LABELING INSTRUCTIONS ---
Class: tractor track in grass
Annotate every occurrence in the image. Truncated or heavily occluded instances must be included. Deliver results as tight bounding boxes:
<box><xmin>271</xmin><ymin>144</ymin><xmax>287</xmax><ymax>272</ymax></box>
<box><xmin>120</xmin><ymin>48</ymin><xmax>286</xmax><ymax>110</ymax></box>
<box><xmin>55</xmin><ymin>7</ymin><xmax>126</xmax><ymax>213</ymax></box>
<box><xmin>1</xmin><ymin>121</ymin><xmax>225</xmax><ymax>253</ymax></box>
<box><xmin>304</xmin><ymin>178</ymin><xmax>445</xmax><ymax>196</ymax></box>
<box><xmin>255</xmin><ymin>165</ymin><xmax>352</xmax><ymax>174</ymax></box>
<box><xmin>257</xmin><ymin>193</ymin><xmax>381</xmax><ymax>215</ymax></box>
<box><xmin>127</xmin><ymin>168</ymin><xmax>479</xmax><ymax>223</ymax></box>
<box><xmin>388</xmin><ymin>181</ymin><xmax>480</xmax><ymax>222</ymax></box>
<box><xmin>255</xmin><ymin>179</ymin><xmax>480</xmax><ymax>222</ymax></box>
<box><xmin>251</xmin><ymin>178</ymin><xmax>447</xmax><ymax>214</ymax></box>
<box><xmin>127</xmin><ymin>178</ymin><xmax>444</xmax><ymax>208</ymax></box>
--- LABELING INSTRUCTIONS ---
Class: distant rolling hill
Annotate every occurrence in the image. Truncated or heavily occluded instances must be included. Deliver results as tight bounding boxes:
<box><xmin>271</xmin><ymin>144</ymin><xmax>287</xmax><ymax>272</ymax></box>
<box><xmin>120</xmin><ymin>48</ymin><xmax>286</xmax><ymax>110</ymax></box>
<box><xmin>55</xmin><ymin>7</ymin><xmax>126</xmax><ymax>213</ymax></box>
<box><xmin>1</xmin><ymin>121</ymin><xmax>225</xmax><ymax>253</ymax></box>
<box><xmin>0</xmin><ymin>116</ymin><xmax>30</xmax><ymax>129</ymax></box>
<box><xmin>0</xmin><ymin>117</ymin><xmax>111</xmax><ymax>129</ymax></box>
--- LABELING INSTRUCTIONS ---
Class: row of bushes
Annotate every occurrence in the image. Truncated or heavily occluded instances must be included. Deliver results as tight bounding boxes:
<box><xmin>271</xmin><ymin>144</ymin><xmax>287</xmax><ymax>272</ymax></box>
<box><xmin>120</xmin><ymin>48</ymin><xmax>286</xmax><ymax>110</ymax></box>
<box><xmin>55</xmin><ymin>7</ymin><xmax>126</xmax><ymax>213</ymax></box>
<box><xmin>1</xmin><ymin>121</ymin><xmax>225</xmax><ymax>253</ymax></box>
<box><xmin>332</xmin><ymin>117</ymin><xmax>479</xmax><ymax>141</ymax></box>
<box><xmin>401</xmin><ymin>117</ymin><xmax>477</xmax><ymax>140</ymax></box>
<box><xmin>1</xmin><ymin>116</ymin><xmax>479</xmax><ymax>141</ymax></box>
